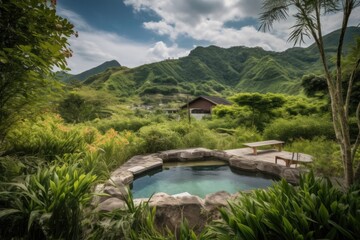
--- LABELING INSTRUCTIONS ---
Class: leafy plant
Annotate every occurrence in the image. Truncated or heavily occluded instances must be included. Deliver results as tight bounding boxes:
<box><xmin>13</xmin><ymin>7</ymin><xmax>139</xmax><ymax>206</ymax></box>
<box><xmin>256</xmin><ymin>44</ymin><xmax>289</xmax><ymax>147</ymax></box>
<box><xmin>204</xmin><ymin>172</ymin><xmax>360</xmax><ymax>239</ymax></box>
<box><xmin>0</xmin><ymin>162</ymin><xmax>97</xmax><ymax>239</ymax></box>
<box><xmin>0</xmin><ymin>0</ymin><xmax>74</xmax><ymax>140</ymax></box>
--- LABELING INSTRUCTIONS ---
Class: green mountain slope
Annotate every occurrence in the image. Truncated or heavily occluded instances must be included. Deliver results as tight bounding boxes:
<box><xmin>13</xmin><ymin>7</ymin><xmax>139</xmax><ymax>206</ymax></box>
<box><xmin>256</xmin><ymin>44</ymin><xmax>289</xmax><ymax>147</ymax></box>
<box><xmin>77</xmin><ymin>27</ymin><xmax>359</xmax><ymax>100</ymax></box>
<box><xmin>57</xmin><ymin>60</ymin><xmax>121</xmax><ymax>82</ymax></box>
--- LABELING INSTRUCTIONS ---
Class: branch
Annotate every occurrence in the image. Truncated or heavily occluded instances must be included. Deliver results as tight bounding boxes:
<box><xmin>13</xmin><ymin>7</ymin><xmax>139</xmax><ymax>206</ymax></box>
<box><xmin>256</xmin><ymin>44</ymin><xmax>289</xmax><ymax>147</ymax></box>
<box><xmin>345</xmin><ymin>58</ymin><xmax>360</xmax><ymax>117</ymax></box>
<box><xmin>351</xmin><ymin>102</ymin><xmax>360</xmax><ymax>161</ymax></box>
<box><xmin>353</xmin><ymin>102</ymin><xmax>360</xmax><ymax>181</ymax></box>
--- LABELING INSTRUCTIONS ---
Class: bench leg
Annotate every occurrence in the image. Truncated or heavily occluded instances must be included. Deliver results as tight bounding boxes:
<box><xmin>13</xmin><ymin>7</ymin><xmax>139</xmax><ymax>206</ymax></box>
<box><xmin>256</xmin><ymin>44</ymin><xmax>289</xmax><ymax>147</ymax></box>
<box><xmin>286</xmin><ymin>160</ymin><xmax>291</xmax><ymax>167</ymax></box>
<box><xmin>252</xmin><ymin>147</ymin><xmax>257</xmax><ymax>155</ymax></box>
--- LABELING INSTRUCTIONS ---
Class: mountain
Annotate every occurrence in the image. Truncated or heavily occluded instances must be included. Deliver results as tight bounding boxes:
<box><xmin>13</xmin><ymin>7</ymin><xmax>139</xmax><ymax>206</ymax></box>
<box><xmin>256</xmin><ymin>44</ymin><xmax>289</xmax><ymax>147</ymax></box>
<box><xmin>56</xmin><ymin>60</ymin><xmax>121</xmax><ymax>82</ymax></box>
<box><xmin>76</xmin><ymin>27</ymin><xmax>359</xmax><ymax>101</ymax></box>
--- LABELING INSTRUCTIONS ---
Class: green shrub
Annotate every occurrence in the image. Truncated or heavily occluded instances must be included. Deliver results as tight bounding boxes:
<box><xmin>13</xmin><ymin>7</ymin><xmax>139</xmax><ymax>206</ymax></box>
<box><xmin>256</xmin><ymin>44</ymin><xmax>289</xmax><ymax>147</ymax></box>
<box><xmin>182</xmin><ymin>126</ymin><xmax>218</xmax><ymax>149</ymax></box>
<box><xmin>233</xmin><ymin>126</ymin><xmax>262</xmax><ymax>144</ymax></box>
<box><xmin>285</xmin><ymin>137</ymin><xmax>343</xmax><ymax>177</ymax></box>
<box><xmin>138</xmin><ymin>125</ymin><xmax>183</xmax><ymax>153</ymax></box>
<box><xmin>0</xmin><ymin>163</ymin><xmax>97</xmax><ymax>239</ymax></box>
<box><xmin>93</xmin><ymin>116</ymin><xmax>152</xmax><ymax>133</ymax></box>
<box><xmin>205</xmin><ymin>116</ymin><xmax>241</xmax><ymax>130</ymax></box>
<box><xmin>6</xmin><ymin>116</ymin><xmax>86</xmax><ymax>159</ymax></box>
<box><xmin>203</xmin><ymin>172</ymin><xmax>360</xmax><ymax>239</ymax></box>
<box><xmin>58</xmin><ymin>93</ymin><xmax>112</xmax><ymax>123</ymax></box>
<box><xmin>263</xmin><ymin>115</ymin><xmax>335</xmax><ymax>142</ymax></box>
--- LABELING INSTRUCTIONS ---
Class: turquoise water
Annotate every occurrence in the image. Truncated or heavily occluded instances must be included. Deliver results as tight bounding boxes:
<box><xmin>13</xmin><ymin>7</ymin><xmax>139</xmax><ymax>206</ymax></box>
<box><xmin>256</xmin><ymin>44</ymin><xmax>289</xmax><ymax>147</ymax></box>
<box><xmin>131</xmin><ymin>162</ymin><xmax>276</xmax><ymax>198</ymax></box>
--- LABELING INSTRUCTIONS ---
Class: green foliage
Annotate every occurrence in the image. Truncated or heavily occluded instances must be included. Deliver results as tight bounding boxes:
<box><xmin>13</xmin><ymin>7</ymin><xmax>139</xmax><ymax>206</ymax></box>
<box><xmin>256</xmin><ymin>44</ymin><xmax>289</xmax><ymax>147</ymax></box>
<box><xmin>263</xmin><ymin>115</ymin><xmax>335</xmax><ymax>142</ymax></box>
<box><xmin>63</xmin><ymin>60</ymin><xmax>121</xmax><ymax>82</ymax></box>
<box><xmin>230</xmin><ymin>92</ymin><xmax>285</xmax><ymax>130</ymax></box>
<box><xmin>58</xmin><ymin>93</ymin><xmax>112</xmax><ymax>123</ymax></box>
<box><xmin>281</xmin><ymin>95</ymin><xmax>326</xmax><ymax>116</ymax></box>
<box><xmin>0</xmin><ymin>0</ymin><xmax>74</xmax><ymax>140</ymax></box>
<box><xmin>138</xmin><ymin>125</ymin><xmax>183</xmax><ymax>153</ymax></box>
<box><xmin>230</xmin><ymin>92</ymin><xmax>286</xmax><ymax>111</ymax></box>
<box><xmin>286</xmin><ymin>137</ymin><xmax>343</xmax><ymax>177</ymax></box>
<box><xmin>203</xmin><ymin>173</ymin><xmax>360</xmax><ymax>239</ymax></box>
<box><xmin>0</xmin><ymin>162</ymin><xmax>96</xmax><ymax>239</ymax></box>
<box><xmin>5</xmin><ymin>116</ymin><xmax>86</xmax><ymax>159</ymax></box>
<box><xmin>301</xmin><ymin>74</ymin><xmax>328</xmax><ymax>98</ymax></box>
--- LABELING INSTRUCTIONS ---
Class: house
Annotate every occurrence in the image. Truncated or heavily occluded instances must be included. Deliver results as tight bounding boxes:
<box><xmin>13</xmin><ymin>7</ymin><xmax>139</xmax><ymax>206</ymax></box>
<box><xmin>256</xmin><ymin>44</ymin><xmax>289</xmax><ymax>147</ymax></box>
<box><xmin>180</xmin><ymin>95</ymin><xmax>232</xmax><ymax>119</ymax></box>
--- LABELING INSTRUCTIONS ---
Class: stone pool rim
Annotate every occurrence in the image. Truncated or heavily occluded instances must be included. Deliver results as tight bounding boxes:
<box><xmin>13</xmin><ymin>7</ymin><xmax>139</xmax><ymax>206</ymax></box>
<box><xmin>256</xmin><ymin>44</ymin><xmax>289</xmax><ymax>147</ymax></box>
<box><xmin>94</xmin><ymin>148</ymin><xmax>307</xmax><ymax>231</ymax></box>
<box><xmin>95</xmin><ymin>148</ymin><xmax>304</xmax><ymax>203</ymax></box>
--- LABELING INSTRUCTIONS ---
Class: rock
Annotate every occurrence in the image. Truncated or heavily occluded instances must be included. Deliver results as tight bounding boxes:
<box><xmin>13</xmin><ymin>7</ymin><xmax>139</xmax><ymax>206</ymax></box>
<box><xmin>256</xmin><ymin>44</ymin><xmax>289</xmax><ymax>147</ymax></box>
<box><xmin>204</xmin><ymin>191</ymin><xmax>231</xmax><ymax>220</ymax></box>
<box><xmin>281</xmin><ymin>168</ymin><xmax>301</xmax><ymax>184</ymax></box>
<box><xmin>229</xmin><ymin>158</ymin><xmax>257</xmax><ymax>171</ymax></box>
<box><xmin>256</xmin><ymin>162</ymin><xmax>282</xmax><ymax>176</ymax></box>
<box><xmin>127</xmin><ymin>165</ymin><xmax>146</xmax><ymax>174</ymax></box>
<box><xmin>172</xmin><ymin>192</ymin><xmax>192</xmax><ymax>197</ymax></box>
<box><xmin>212</xmin><ymin>151</ymin><xmax>231</xmax><ymax>161</ymax></box>
<box><xmin>96</xmin><ymin>197</ymin><xmax>126</xmax><ymax>212</ymax></box>
<box><xmin>204</xmin><ymin>191</ymin><xmax>231</xmax><ymax>209</ymax></box>
<box><xmin>108</xmin><ymin>170</ymin><xmax>133</xmax><ymax>186</ymax></box>
<box><xmin>152</xmin><ymin>194</ymin><xmax>207</xmax><ymax>233</ymax></box>
<box><xmin>103</xmin><ymin>185</ymin><xmax>128</xmax><ymax>200</ymax></box>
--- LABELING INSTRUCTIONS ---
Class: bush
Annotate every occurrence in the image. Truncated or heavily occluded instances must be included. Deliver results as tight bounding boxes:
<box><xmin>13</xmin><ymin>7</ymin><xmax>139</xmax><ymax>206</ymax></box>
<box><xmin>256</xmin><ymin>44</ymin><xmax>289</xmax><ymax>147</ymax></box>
<box><xmin>285</xmin><ymin>137</ymin><xmax>343</xmax><ymax>177</ymax></box>
<box><xmin>93</xmin><ymin>116</ymin><xmax>152</xmax><ymax>133</ymax></box>
<box><xmin>0</xmin><ymin>163</ymin><xmax>97</xmax><ymax>239</ymax></box>
<box><xmin>6</xmin><ymin>115</ymin><xmax>86</xmax><ymax>159</ymax></box>
<box><xmin>138</xmin><ymin>125</ymin><xmax>183</xmax><ymax>153</ymax></box>
<box><xmin>58</xmin><ymin>93</ymin><xmax>112</xmax><ymax>123</ymax></box>
<box><xmin>232</xmin><ymin>126</ymin><xmax>262</xmax><ymax>143</ymax></box>
<box><xmin>203</xmin><ymin>173</ymin><xmax>360</xmax><ymax>239</ymax></box>
<box><xmin>263</xmin><ymin>115</ymin><xmax>335</xmax><ymax>142</ymax></box>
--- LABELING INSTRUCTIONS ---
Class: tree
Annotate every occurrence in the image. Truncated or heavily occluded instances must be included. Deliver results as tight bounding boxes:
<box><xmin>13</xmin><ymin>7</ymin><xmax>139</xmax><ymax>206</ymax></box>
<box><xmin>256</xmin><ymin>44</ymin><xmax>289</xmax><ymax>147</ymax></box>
<box><xmin>301</xmin><ymin>74</ymin><xmax>328</xmax><ymax>98</ymax></box>
<box><xmin>230</xmin><ymin>93</ymin><xmax>285</xmax><ymax>130</ymax></box>
<box><xmin>0</xmin><ymin>0</ymin><xmax>75</xmax><ymax>141</ymax></box>
<box><xmin>259</xmin><ymin>0</ymin><xmax>360</xmax><ymax>187</ymax></box>
<box><xmin>58</xmin><ymin>93</ymin><xmax>112</xmax><ymax>123</ymax></box>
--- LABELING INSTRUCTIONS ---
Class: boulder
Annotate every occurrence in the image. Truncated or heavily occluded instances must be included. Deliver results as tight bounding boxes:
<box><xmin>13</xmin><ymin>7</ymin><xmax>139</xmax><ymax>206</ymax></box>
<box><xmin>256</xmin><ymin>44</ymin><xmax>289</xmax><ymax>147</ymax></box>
<box><xmin>256</xmin><ymin>162</ymin><xmax>282</xmax><ymax>176</ymax></box>
<box><xmin>229</xmin><ymin>158</ymin><xmax>257</xmax><ymax>171</ymax></box>
<box><xmin>281</xmin><ymin>168</ymin><xmax>301</xmax><ymax>184</ymax></box>
<box><xmin>96</xmin><ymin>197</ymin><xmax>126</xmax><ymax>212</ymax></box>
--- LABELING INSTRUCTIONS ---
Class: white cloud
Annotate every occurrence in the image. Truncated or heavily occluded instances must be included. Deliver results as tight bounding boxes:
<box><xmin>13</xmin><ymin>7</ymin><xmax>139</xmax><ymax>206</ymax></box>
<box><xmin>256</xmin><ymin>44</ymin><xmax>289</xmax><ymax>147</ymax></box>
<box><xmin>124</xmin><ymin>0</ymin><xmax>360</xmax><ymax>51</ymax></box>
<box><xmin>147</xmin><ymin>41</ymin><xmax>190</xmax><ymax>62</ymax></box>
<box><xmin>58</xmin><ymin>7</ymin><xmax>189</xmax><ymax>74</ymax></box>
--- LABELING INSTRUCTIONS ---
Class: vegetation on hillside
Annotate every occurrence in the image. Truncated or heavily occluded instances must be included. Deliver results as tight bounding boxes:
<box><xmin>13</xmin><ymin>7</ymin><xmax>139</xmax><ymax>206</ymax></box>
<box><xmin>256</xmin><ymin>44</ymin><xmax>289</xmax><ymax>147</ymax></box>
<box><xmin>65</xmin><ymin>27</ymin><xmax>359</xmax><ymax>105</ymax></box>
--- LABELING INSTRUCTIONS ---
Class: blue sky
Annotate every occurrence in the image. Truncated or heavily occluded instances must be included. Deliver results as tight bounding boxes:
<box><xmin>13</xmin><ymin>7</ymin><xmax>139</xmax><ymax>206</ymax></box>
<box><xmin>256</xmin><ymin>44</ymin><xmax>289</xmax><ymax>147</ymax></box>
<box><xmin>58</xmin><ymin>0</ymin><xmax>360</xmax><ymax>74</ymax></box>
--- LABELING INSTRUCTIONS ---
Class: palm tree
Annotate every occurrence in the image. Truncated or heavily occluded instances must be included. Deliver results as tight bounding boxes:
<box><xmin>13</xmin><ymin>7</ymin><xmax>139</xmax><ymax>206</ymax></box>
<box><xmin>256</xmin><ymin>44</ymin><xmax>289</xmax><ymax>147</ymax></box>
<box><xmin>259</xmin><ymin>0</ymin><xmax>360</xmax><ymax>187</ymax></box>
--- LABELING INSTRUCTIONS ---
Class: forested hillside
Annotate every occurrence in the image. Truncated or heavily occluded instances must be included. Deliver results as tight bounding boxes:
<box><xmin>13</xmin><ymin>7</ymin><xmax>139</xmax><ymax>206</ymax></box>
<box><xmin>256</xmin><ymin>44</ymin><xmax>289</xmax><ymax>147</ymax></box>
<box><xmin>71</xmin><ymin>27</ymin><xmax>360</xmax><ymax>101</ymax></box>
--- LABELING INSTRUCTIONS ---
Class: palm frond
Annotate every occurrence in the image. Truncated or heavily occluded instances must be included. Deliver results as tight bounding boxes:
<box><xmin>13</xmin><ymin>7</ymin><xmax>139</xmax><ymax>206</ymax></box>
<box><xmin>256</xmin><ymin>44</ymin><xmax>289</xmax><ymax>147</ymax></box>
<box><xmin>259</xmin><ymin>0</ymin><xmax>291</xmax><ymax>31</ymax></box>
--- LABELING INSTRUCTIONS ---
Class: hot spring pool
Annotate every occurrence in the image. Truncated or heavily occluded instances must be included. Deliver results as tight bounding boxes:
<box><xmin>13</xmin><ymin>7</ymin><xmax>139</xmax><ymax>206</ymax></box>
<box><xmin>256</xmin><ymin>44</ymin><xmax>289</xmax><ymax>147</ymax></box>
<box><xmin>131</xmin><ymin>160</ymin><xmax>276</xmax><ymax>198</ymax></box>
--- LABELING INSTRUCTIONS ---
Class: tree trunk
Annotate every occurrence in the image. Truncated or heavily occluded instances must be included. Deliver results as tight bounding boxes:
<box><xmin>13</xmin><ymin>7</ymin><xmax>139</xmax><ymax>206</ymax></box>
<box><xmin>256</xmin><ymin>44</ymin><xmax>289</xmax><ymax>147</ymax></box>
<box><xmin>328</xmin><ymin>84</ymin><xmax>354</xmax><ymax>187</ymax></box>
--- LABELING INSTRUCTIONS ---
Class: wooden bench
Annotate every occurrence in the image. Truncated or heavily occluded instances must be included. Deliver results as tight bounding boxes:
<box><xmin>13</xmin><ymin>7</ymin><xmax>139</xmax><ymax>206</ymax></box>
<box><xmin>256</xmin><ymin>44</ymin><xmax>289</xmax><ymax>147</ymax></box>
<box><xmin>243</xmin><ymin>140</ymin><xmax>284</xmax><ymax>155</ymax></box>
<box><xmin>275</xmin><ymin>153</ymin><xmax>313</xmax><ymax>167</ymax></box>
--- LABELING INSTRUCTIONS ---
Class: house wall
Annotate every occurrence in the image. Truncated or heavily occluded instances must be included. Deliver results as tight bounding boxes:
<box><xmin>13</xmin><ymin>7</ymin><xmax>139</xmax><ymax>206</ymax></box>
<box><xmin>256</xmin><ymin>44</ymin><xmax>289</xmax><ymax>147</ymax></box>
<box><xmin>188</xmin><ymin>99</ymin><xmax>216</xmax><ymax>111</ymax></box>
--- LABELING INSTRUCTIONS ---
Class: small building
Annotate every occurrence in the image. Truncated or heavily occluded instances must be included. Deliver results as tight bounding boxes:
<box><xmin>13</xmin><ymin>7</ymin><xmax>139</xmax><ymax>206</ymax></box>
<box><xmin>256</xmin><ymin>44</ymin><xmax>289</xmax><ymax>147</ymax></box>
<box><xmin>181</xmin><ymin>95</ymin><xmax>232</xmax><ymax>119</ymax></box>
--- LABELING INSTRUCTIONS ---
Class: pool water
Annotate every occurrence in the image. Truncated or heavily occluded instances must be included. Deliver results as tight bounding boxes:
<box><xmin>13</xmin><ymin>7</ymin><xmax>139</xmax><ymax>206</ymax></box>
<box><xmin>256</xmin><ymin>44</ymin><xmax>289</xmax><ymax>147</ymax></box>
<box><xmin>131</xmin><ymin>161</ymin><xmax>276</xmax><ymax>198</ymax></box>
